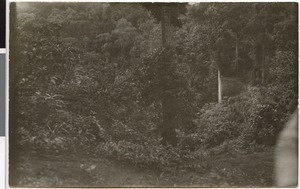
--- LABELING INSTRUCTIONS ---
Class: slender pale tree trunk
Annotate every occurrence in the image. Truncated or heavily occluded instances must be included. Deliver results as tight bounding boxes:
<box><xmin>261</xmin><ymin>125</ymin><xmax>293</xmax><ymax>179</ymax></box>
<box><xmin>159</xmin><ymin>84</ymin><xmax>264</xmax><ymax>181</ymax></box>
<box><xmin>187</xmin><ymin>66</ymin><xmax>192</xmax><ymax>89</ymax></box>
<box><xmin>218</xmin><ymin>69</ymin><xmax>222</xmax><ymax>103</ymax></box>
<box><xmin>261</xmin><ymin>43</ymin><xmax>265</xmax><ymax>84</ymax></box>
<box><xmin>235</xmin><ymin>35</ymin><xmax>239</xmax><ymax>70</ymax></box>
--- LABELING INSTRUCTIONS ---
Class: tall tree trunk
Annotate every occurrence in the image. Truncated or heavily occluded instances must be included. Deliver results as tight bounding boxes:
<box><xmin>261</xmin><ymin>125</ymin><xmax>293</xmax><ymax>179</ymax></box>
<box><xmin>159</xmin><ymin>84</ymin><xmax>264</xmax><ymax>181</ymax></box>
<box><xmin>161</xmin><ymin>5</ymin><xmax>171</xmax><ymax>48</ymax></box>
<box><xmin>9</xmin><ymin>2</ymin><xmax>21</xmax><ymax>186</ymax></box>
<box><xmin>261</xmin><ymin>43</ymin><xmax>265</xmax><ymax>85</ymax></box>
<box><xmin>254</xmin><ymin>39</ymin><xmax>263</xmax><ymax>85</ymax></box>
<box><xmin>161</xmin><ymin>93</ymin><xmax>177</xmax><ymax>146</ymax></box>
<box><xmin>255</xmin><ymin>31</ymin><xmax>268</xmax><ymax>85</ymax></box>
<box><xmin>261</xmin><ymin>29</ymin><xmax>270</xmax><ymax>85</ymax></box>
<box><xmin>187</xmin><ymin>65</ymin><xmax>192</xmax><ymax>89</ymax></box>
<box><xmin>160</xmin><ymin>5</ymin><xmax>177</xmax><ymax>146</ymax></box>
<box><xmin>218</xmin><ymin>69</ymin><xmax>222</xmax><ymax>103</ymax></box>
<box><xmin>235</xmin><ymin>35</ymin><xmax>239</xmax><ymax>70</ymax></box>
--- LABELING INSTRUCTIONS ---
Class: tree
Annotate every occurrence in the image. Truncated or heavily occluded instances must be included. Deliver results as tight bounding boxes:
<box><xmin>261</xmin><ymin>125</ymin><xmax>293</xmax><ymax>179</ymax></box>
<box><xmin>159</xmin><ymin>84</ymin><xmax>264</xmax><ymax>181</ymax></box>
<box><xmin>247</xmin><ymin>3</ymin><xmax>290</xmax><ymax>85</ymax></box>
<box><xmin>112</xmin><ymin>18</ymin><xmax>138</xmax><ymax>59</ymax></box>
<box><xmin>142</xmin><ymin>3</ymin><xmax>187</xmax><ymax>146</ymax></box>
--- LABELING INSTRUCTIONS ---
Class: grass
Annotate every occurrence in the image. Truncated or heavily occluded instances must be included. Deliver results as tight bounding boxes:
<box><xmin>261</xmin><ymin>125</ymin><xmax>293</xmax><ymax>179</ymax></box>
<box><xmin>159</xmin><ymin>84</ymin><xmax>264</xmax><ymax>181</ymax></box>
<box><xmin>12</xmin><ymin>150</ymin><xmax>275</xmax><ymax>187</ymax></box>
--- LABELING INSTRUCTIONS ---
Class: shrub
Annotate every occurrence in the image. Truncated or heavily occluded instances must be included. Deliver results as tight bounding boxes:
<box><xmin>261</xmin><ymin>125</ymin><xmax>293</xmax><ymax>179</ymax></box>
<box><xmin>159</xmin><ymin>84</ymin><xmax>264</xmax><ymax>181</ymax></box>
<box><xmin>241</xmin><ymin>103</ymin><xmax>283</xmax><ymax>146</ymax></box>
<box><xmin>19</xmin><ymin>108</ymin><xmax>109</xmax><ymax>154</ymax></box>
<box><xmin>194</xmin><ymin>86</ymin><xmax>287</xmax><ymax>151</ymax></box>
<box><xmin>97</xmin><ymin>139</ymin><xmax>189</xmax><ymax>171</ymax></box>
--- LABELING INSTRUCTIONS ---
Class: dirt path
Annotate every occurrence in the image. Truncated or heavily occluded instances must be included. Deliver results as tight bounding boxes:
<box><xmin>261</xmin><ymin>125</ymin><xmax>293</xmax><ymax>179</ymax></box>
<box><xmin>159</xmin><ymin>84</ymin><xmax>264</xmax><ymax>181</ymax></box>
<box><xmin>14</xmin><ymin>151</ymin><xmax>274</xmax><ymax>187</ymax></box>
<box><xmin>16</xmin><ymin>153</ymin><xmax>162</xmax><ymax>187</ymax></box>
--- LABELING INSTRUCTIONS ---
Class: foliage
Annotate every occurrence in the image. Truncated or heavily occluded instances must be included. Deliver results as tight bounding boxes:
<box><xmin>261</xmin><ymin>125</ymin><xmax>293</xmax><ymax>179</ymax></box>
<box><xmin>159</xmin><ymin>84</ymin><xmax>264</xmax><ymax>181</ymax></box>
<box><xmin>195</xmin><ymin>87</ymin><xmax>286</xmax><ymax>150</ymax></box>
<box><xmin>11</xmin><ymin>2</ymin><xmax>298</xmax><ymax>186</ymax></box>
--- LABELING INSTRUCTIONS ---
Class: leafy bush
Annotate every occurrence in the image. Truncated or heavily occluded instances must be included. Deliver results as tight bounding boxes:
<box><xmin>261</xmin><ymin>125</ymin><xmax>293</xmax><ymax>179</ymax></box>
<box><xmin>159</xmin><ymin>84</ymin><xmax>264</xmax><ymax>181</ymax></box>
<box><xmin>97</xmin><ymin>139</ymin><xmax>193</xmax><ymax>171</ymax></box>
<box><xmin>19</xmin><ymin>106</ymin><xmax>109</xmax><ymax>154</ymax></box>
<box><xmin>194</xmin><ymin>86</ymin><xmax>287</xmax><ymax>151</ymax></box>
<box><xmin>241</xmin><ymin>103</ymin><xmax>282</xmax><ymax>146</ymax></box>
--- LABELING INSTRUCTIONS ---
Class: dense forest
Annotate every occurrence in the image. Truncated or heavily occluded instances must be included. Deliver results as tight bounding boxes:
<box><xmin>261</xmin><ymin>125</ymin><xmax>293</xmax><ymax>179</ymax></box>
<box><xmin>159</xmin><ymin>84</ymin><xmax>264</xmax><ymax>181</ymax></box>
<box><xmin>10</xmin><ymin>2</ymin><xmax>297</xmax><ymax>187</ymax></box>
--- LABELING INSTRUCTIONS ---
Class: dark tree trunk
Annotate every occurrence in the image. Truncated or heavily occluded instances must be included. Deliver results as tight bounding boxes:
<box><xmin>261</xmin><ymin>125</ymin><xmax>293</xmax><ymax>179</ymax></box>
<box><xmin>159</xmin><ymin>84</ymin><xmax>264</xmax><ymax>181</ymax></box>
<box><xmin>160</xmin><ymin>5</ymin><xmax>177</xmax><ymax>146</ymax></box>
<box><xmin>9</xmin><ymin>2</ymin><xmax>21</xmax><ymax>186</ymax></box>
<box><xmin>161</xmin><ymin>93</ymin><xmax>177</xmax><ymax>146</ymax></box>
<box><xmin>161</xmin><ymin>5</ymin><xmax>171</xmax><ymax>48</ymax></box>
<box><xmin>254</xmin><ymin>39</ymin><xmax>263</xmax><ymax>85</ymax></box>
<box><xmin>255</xmin><ymin>32</ymin><xmax>268</xmax><ymax>85</ymax></box>
<box><xmin>261</xmin><ymin>29</ymin><xmax>270</xmax><ymax>85</ymax></box>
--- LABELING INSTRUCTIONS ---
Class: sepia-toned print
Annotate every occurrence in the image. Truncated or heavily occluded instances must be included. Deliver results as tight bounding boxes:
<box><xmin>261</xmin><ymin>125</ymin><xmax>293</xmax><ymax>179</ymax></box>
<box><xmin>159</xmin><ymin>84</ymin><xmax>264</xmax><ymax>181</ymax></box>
<box><xmin>9</xmin><ymin>2</ymin><xmax>298</xmax><ymax>187</ymax></box>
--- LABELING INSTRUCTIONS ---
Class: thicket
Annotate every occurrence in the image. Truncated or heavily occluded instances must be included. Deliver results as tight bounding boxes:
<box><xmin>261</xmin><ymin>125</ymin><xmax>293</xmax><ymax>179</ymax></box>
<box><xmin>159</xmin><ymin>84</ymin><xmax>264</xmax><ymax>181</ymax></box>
<box><xmin>11</xmin><ymin>2</ymin><xmax>298</xmax><ymax>173</ymax></box>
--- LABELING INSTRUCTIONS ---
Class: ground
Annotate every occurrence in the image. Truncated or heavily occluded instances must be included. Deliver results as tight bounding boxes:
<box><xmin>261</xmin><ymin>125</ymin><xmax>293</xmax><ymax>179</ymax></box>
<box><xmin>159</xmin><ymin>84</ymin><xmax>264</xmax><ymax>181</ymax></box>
<box><xmin>13</xmin><ymin>150</ymin><xmax>275</xmax><ymax>187</ymax></box>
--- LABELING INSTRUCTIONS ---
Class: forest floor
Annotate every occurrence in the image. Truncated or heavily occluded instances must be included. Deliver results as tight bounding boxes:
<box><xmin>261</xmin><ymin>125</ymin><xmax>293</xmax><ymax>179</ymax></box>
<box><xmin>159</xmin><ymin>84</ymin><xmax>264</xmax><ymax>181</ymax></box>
<box><xmin>14</xmin><ymin>150</ymin><xmax>274</xmax><ymax>187</ymax></box>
